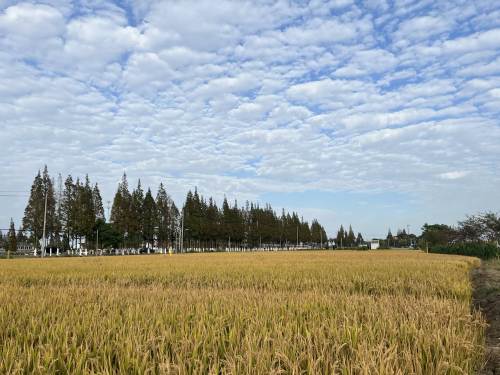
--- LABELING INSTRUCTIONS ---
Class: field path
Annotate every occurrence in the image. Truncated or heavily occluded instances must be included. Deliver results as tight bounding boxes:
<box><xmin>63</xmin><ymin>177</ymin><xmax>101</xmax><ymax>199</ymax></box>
<box><xmin>473</xmin><ymin>260</ymin><xmax>500</xmax><ymax>374</ymax></box>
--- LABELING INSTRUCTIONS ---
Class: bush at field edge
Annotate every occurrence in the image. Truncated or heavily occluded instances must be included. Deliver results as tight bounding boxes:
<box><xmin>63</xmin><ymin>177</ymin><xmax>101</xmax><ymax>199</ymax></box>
<box><xmin>429</xmin><ymin>242</ymin><xmax>499</xmax><ymax>259</ymax></box>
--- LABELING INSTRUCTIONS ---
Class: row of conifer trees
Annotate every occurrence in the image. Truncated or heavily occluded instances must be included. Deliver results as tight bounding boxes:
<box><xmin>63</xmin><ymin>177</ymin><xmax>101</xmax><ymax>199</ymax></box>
<box><xmin>20</xmin><ymin>166</ymin><xmax>105</xmax><ymax>251</ymax></box>
<box><xmin>18</xmin><ymin>167</ymin><xmax>328</xmax><ymax>251</ymax></box>
<box><xmin>335</xmin><ymin>225</ymin><xmax>364</xmax><ymax>248</ymax></box>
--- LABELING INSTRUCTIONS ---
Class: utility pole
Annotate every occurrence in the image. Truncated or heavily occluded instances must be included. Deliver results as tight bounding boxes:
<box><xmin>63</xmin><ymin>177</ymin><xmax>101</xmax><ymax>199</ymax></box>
<box><xmin>42</xmin><ymin>191</ymin><xmax>48</xmax><ymax>258</ymax></box>
<box><xmin>174</xmin><ymin>228</ymin><xmax>178</xmax><ymax>253</ymax></box>
<box><xmin>321</xmin><ymin>230</ymin><xmax>323</xmax><ymax>249</ymax></box>
<box><xmin>180</xmin><ymin>208</ymin><xmax>184</xmax><ymax>253</ymax></box>
<box><xmin>257</xmin><ymin>220</ymin><xmax>261</xmax><ymax>249</ymax></box>
<box><xmin>96</xmin><ymin>228</ymin><xmax>99</xmax><ymax>255</ymax></box>
<box><xmin>296</xmin><ymin>226</ymin><xmax>299</xmax><ymax>248</ymax></box>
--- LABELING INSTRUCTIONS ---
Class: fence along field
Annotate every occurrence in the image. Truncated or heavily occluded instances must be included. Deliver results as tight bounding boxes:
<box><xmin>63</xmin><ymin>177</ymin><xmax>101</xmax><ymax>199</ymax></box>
<box><xmin>0</xmin><ymin>251</ymin><xmax>485</xmax><ymax>374</ymax></box>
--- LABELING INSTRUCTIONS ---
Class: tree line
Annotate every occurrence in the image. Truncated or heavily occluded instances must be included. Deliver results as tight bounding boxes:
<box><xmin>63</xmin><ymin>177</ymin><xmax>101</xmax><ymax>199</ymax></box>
<box><xmin>333</xmin><ymin>225</ymin><xmax>364</xmax><ymax>248</ymax></box>
<box><xmin>12</xmin><ymin>167</ymin><xmax>328</xmax><ymax>253</ymax></box>
<box><xmin>16</xmin><ymin>166</ymin><xmax>105</xmax><ymax>252</ymax></box>
<box><xmin>420</xmin><ymin>212</ymin><xmax>500</xmax><ymax>247</ymax></box>
<box><xmin>419</xmin><ymin>212</ymin><xmax>500</xmax><ymax>259</ymax></box>
<box><xmin>380</xmin><ymin>228</ymin><xmax>418</xmax><ymax>248</ymax></box>
<box><xmin>109</xmin><ymin>173</ymin><xmax>327</xmax><ymax>250</ymax></box>
<box><xmin>181</xmin><ymin>188</ymin><xmax>327</xmax><ymax>249</ymax></box>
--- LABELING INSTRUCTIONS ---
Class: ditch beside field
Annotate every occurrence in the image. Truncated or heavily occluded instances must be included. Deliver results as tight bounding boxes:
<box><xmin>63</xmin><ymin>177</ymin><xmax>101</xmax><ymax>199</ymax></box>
<box><xmin>473</xmin><ymin>259</ymin><xmax>500</xmax><ymax>374</ymax></box>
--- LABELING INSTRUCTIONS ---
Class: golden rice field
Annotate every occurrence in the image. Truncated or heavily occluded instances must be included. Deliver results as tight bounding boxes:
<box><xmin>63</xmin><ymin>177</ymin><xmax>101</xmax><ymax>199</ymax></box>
<box><xmin>0</xmin><ymin>251</ymin><xmax>486</xmax><ymax>374</ymax></box>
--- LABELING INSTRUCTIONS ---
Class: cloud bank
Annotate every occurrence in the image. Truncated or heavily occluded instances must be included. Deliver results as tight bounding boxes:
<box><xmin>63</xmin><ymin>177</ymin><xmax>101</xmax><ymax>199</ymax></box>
<box><xmin>0</xmin><ymin>0</ymin><xmax>499</xmax><ymax>237</ymax></box>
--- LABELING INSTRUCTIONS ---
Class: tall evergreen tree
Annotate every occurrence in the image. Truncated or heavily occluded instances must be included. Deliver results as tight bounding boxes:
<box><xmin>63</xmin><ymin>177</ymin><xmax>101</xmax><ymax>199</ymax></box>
<box><xmin>78</xmin><ymin>175</ymin><xmax>96</xmax><ymax>246</ymax></box>
<box><xmin>285</xmin><ymin>212</ymin><xmax>300</xmax><ymax>245</ymax></box>
<box><xmin>23</xmin><ymin>170</ymin><xmax>43</xmax><ymax>241</ymax></box>
<box><xmin>182</xmin><ymin>190</ymin><xmax>194</xmax><ymax>247</ymax></box>
<box><xmin>347</xmin><ymin>225</ymin><xmax>356</xmax><ymax>247</ymax></box>
<box><xmin>280</xmin><ymin>208</ymin><xmax>287</xmax><ymax>246</ymax></box>
<box><xmin>221</xmin><ymin>196</ymin><xmax>231</xmax><ymax>245</ymax></box>
<box><xmin>41</xmin><ymin>166</ymin><xmax>58</xmax><ymax>241</ymax></box>
<box><xmin>72</xmin><ymin>178</ymin><xmax>83</xmax><ymax>240</ymax></box>
<box><xmin>230</xmin><ymin>200</ymin><xmax>244</xmax><ymax>243</ymax></box>
<box><xmin>110</xmin><ymin>173</ymin><xmax>131</xmax><ymax>241</ymax></box>
<box><xmin>129</xmin><ymin>180</ymin><xmax>144</xmax><ymax>247</ymax></box>
<box><xmin>7</xmin><ymin>218</ymin><xmax>17</xmax><ymax>258</ymax></box>
<box><xmin>311</xmin><ymin>219</ymin><xmax>326</xmax><ymax>246</ymax></box>
<box><xmin>156</xmin><ymin>183</ymin><xmax>175</xmax><ymax>249</ymax></box>
<box><xmin>299</xmin><ymin>218</ymin><xmax>311</xmax><ymax>244</ymax></box>
<box><xmin>386</xmin><ymin>229</ymin><xmax>393</xmax><ymax>247</ymax></box>
<box><xmin>184</xmin><ymin>188</ymin><xmax>201</xmax><ymax>241</ymax></box>
<box><xmin>356</xmin><ymin>232</ymin><xmax>364</xmax><ymax>246</ymax></box>
<box><xmin>206</xmin><ymin>197</ymin><xmax>220</xmax><ymax>244</ymax></box>
<box><xmin>142</xmin><ymin>188</ymin><xmax>157</xmax><ymax>249</ymax></box>
<box><xmin>23</xmin><ymin>166</ymin><xmax>57</xmax><ymax>247</ymax></box>
<box><xmin>16</xmin><ymin>226</ymin><xmax>26</xmax><ymax>244</ymax></box>
<box><xmin>60</xmin><ymin>175</ymin><xmax>76</xmax><ymax>249</ymax></box>
<box><xmin>199</xmin><ymin>197</ymin><xmax>209</xmax><ymax>242</ymax></box>
<box><xmin>53</xmin><ymin>173</ymin><xmax>63</xmax><ymax>249</ymax></box>
<box><xmin>336</xmin><ymin>225</ymin><xmax>345</xmax><ymax>248</ymax></box>
<box><xmin>170</xmin><ymin>202</ymin><xmax>180</xmax><ymax>246</ymax></box>
<box><xmin>93</xmin><ymin>183</ymin><xmax>105</xmax><ymax>221</ymax></box>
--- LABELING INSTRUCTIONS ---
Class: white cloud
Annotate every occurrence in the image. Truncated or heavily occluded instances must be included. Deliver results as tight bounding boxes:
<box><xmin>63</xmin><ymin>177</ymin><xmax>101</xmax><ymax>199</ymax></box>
<box><xmin>277</xmin><ymin>18</ymin><xmax>359</xmax><ymax>46</ymax></box>
<box><xmin>192</xmin><ymin>73</ymin><xmax>261</xmax><ymax>99</ymax></box>
<box><xmin>64</xmin><ymin>16</ymin><xmax>139</xmax><ymax>67</ymax></box>
<box><xmin>0</xmin><ymin>3</ymin><xmax>65</xmax><ymax>38</ymax></box>
<box><xmin>442</xmin><ymin>28</ymin><xmax>500</xmax><ymax>54</ymax></box>
<box><xmin>439</xmin><ymin>171</ymin><xmax>470</xmax><ymax>180</ymax></box>
<box><xmin>394</xmin><ymin>16</ymin><xmax>452</xmax><ymax>42</ymax></box>
<box><xmin>229</xmin><ymin>102</ymin><xmax>266</xmax><ymax>121</ymax></box>
<box><xmin>286</xmin><ymin>79</ymin><xmax>377</xmax><ymax>110</ymax></box>
<box><xmin>335</xmin><ymin>48</ymin><xmax>398</xmax><ymax>76</ymax></box>
<box><xmin>0</xmin><ymin>3</ymin><xmax>65</xmax><ymax>60</ymax></box>
<box><xmin>457</xmin><ymin>56</ymin><xmax>500</xmax><ymax>77</ymax></box>
<box><xmin>0</xmin><ymin>0</ymin><xmax>499</xmax><ymax>235</ymax></box>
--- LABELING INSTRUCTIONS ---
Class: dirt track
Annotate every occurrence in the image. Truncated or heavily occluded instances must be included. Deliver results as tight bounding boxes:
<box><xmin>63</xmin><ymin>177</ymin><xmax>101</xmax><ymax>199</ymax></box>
<box><xmin>473</xmin><ymin>260</ymin><xmax>500</xmax><ymax>374</ymax></box>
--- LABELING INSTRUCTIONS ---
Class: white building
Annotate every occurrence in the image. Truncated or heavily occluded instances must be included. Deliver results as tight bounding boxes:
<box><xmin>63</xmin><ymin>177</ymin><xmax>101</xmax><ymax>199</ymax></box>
<box><xmin>369</xmin><ymin>239</ymin><xmax>380</xmax><ymax>250</ymax></box>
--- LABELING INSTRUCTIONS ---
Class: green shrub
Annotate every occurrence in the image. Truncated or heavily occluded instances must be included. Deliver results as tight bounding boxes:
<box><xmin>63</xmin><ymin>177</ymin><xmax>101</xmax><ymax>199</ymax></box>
<box><xmin>429</xmin><ymin>242</ymin><xmax>499</xmax><ymax>259</ymax></box>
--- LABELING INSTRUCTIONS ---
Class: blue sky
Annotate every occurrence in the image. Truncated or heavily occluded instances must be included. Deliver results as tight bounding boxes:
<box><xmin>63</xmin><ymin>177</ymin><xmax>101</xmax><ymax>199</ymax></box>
<box><xmin>0</xmin><ymin>0</ymin><xmax>499</xmax><ymax>238</ymax></box>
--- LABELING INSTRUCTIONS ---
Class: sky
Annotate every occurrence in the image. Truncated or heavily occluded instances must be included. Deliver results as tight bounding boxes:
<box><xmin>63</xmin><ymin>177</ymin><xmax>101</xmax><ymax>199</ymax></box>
<box><xmin>0</xmin><ymin>0</ymin><xmax>499</xmax><ymax>239</ymax></box>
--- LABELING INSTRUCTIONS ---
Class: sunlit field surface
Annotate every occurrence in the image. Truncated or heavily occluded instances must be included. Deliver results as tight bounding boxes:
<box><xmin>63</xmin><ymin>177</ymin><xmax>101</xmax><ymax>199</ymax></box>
<box><xmin>0</xmin><ymin>251</ymin><xmax>485</xmax><ymax>374</ymax></box>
